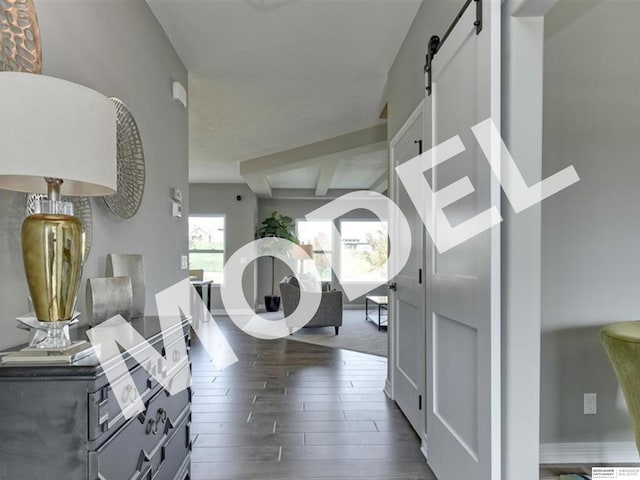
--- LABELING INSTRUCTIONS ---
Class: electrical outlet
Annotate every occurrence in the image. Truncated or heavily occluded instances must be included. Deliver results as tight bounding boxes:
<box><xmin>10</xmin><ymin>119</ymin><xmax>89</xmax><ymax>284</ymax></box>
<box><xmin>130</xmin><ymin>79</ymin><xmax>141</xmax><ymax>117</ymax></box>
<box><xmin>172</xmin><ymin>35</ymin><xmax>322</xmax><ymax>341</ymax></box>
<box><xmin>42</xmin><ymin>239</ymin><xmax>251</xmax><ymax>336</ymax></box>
<box><xmin>584</xmin><ymin>393</ymin><xmax>597</xmax><ymax>415</ymax></box>
<box><xmin>181</xmin><ymin>255</ymin><xmax>188</xmax><ymax>270</ymax></box>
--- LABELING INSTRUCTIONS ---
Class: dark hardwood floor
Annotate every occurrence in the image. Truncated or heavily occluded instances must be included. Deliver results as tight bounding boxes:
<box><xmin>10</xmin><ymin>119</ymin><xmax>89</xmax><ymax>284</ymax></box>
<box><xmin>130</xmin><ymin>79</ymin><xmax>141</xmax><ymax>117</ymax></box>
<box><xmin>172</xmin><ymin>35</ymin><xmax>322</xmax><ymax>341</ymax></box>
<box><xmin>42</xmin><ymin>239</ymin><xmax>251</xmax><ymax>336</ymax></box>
<box><xmin>190</xmin><ymin>317</ymin><xmax>639</xmax><ymax>479</ymax></box>
<box><xmin>189</xmin><ymin>316</ymin><xmax>436</xmax><ymax>480</ymax></box>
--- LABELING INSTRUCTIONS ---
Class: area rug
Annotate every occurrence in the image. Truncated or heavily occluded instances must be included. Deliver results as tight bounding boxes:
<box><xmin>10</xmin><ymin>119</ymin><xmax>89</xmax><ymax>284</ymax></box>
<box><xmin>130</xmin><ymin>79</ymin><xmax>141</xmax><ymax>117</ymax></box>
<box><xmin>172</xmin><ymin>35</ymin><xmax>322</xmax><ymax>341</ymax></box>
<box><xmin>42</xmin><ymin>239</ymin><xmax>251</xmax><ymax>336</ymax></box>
<box><xmin>288</xmin><ymin>309</ymin><xmax>388</xmax><ymax>357</ymax></box>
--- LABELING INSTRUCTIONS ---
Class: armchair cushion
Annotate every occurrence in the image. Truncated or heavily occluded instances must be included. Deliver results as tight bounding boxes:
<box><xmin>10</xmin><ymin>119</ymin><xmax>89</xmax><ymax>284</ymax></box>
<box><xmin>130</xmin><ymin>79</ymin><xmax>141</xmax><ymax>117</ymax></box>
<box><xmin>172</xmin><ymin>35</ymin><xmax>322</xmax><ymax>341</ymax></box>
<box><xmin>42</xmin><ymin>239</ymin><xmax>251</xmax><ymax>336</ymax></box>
<box><xmin>280</xmin><ymin>276</ymin><xmax>342</xmax><ymax>330</ymax></box>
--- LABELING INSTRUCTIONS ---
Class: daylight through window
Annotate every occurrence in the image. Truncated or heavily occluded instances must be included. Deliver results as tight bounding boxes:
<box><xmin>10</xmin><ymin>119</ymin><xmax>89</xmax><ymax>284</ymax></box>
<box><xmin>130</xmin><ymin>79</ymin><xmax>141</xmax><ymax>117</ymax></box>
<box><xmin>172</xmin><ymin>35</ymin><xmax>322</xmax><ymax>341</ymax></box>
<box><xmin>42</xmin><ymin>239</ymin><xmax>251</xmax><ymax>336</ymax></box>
<box><xmin>340</xmin><ymin>220</ymin><xmax>388</xmax><ymax>283</ymax></box>
<box><xmin>296</xmin><ymin>220</ymin><xmax>333</xmax><ymax>282</ymax></box>
<box><xmin>188</xmin><ymin>216</ymin><xmax>225</xmax><ymax>283</ymax></box>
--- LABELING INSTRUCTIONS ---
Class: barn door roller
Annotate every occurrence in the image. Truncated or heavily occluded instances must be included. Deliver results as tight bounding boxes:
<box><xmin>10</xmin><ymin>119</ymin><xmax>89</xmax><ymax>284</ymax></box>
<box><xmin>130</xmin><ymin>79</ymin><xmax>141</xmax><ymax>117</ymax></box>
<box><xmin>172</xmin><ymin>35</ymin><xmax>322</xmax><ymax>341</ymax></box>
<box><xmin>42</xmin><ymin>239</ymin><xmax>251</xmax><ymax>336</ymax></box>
<box><xmin>425</xmin><ymin>0</ymin><xmax>483</xmax><ymax>96</ymax></box>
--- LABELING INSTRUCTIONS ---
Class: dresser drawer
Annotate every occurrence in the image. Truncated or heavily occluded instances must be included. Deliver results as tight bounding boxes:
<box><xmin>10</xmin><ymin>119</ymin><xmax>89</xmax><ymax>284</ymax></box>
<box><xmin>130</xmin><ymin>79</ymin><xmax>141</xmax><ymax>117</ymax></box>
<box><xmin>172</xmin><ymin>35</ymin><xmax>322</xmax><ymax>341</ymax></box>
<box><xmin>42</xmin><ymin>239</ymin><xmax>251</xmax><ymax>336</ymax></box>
<box><xmin>155</xmin><ymin>414</ymin><xmax>191</xmax><ymax>480</ymax></box>
<box><xmin>89</xmin><ymin>384</ymin><xmax>190</xmax><ymax>480</ymax></box>
<box><xmin>89</xmin><ymin>341</ymin><xmax>191</xmax><ymax>444</ymax></box>
<box><xmin>89</xmin><ymin>358</ymin><xmax>162</xmax><ymax>442</ymax></box>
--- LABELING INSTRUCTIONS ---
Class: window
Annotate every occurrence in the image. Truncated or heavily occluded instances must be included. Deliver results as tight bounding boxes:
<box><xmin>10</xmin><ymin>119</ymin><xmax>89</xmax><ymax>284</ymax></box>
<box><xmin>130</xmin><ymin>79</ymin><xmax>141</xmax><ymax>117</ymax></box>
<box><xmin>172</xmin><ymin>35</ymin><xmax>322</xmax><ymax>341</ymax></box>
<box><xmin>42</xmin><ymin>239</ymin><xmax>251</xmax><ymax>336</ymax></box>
<box><xmin>296</xmin><ymin>220</ymin><xmax>333</xmax><ymax>282</ymax></box>
<box><xmin>340</xmin><ymin>220</ymin><xmax>388</xmax><ymax>283</ymax></box>
<box><xmin>188</xmin><ymin>216</ymin><xmax>225</xmax><ymax>283</ymax></box>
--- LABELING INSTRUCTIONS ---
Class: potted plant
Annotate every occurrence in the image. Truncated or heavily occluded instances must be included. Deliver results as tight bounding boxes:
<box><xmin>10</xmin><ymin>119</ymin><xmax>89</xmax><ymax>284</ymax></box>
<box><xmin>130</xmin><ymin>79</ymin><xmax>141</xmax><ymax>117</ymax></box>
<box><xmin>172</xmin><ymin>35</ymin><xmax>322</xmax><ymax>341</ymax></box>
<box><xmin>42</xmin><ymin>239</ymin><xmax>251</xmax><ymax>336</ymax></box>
<box><xmin>257</xmin><ymin>211</ymin><xmax>299</xmax><ymax>312</ymax></box>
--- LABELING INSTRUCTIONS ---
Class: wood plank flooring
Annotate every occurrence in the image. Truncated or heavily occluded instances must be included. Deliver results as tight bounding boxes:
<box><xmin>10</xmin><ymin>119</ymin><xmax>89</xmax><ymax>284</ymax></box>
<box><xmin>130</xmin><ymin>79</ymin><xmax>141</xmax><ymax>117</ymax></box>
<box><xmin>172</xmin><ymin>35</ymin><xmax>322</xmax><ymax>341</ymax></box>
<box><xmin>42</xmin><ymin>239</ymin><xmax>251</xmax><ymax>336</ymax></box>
<box><xmin>190</xmin><ymin>316</ymin><xmax>617</xmax><ymax>479</ymax></box>
<box><xmin>189</xmin><ymin>316</ymin><xmax>435</xmax><ymax>480</ymax></box>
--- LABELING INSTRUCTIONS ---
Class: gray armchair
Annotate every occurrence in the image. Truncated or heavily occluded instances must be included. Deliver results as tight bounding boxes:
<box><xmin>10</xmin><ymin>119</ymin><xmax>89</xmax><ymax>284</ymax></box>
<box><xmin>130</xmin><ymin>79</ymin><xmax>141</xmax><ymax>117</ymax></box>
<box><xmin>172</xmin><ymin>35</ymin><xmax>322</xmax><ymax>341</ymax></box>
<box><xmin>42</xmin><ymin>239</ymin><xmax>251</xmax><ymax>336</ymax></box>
<box><xmin>280</xmin><ymin>275</ymin><xmax>343</xmax><ymax>335</ymax></box>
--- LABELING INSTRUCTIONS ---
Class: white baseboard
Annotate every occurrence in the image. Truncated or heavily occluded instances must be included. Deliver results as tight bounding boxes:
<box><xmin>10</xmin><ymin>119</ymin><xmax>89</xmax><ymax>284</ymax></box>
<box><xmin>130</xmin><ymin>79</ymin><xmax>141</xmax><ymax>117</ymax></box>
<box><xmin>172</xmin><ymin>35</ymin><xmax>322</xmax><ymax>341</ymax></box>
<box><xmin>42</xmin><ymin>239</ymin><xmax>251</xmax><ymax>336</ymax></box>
<box><xmin>384</xmin><ymin>379</ymin><xmax>393</xmax><ymax>399</ymax></box>
<box><xmin>421</xmin><ymin>435</ymin><xmax>428</xmax><ymax>462</ymax></box>
<box><xmin>540</xmin><ymin>442</ymin><xmax>639</xmax><ymax>464</ymax></box>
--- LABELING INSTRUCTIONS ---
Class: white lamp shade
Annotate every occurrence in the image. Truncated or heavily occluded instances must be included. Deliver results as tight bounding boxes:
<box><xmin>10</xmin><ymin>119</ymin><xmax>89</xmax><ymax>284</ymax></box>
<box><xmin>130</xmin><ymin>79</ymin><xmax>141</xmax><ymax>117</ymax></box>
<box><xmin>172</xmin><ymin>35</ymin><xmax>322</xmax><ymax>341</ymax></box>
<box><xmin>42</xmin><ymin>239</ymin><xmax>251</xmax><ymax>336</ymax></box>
<box><xmin>0</xmin><ymin>72</ymin><xmax>117</xmax><ymax>196</ymax></box>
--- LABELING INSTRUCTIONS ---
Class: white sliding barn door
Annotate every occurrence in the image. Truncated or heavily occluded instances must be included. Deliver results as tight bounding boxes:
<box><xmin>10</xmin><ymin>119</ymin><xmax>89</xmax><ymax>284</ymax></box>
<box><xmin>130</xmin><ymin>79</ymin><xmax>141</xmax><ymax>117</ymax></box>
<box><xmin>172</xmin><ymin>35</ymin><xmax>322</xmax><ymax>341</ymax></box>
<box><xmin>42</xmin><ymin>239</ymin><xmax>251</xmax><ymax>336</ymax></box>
<box><xmin>425</xmin><ymin>1</ymin><xmax>501</xmax><ymax>479</ymax></box>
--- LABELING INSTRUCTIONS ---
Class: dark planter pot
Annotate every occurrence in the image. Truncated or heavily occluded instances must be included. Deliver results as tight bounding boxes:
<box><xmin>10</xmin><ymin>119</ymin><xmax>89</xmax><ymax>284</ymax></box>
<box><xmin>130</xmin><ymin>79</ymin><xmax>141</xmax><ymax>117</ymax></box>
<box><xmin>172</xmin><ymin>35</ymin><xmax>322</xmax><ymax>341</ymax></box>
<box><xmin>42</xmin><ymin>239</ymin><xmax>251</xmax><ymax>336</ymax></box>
<box><xmin>265</xmin><ymin>295</ymin><xmax>281</xmax><ymax>312</ymax></box>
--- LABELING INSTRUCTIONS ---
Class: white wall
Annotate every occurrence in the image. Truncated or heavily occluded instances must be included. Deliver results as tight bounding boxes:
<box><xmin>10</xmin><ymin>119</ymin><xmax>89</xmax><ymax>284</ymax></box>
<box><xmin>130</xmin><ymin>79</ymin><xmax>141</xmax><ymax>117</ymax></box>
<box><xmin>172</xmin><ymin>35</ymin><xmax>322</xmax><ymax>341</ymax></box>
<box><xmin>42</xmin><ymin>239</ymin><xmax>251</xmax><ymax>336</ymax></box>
<box><xmin>541</xmin><ymin>0</ymin><xmax>640</xmax><ymax>446</ymax></box>
<box><xmin>0</xmin><ymin>0</ymin><xmax>188</xmax><ymax>349</ymax></box>
<box><xmin>501</xmin><ymin>0</ymin><xmax>558</xmax><ymax>475</ymax></box>
<box><xmin>189</xmin><ymin>183</ymin><xmax>258</xmax><ymax>311</ymax></box>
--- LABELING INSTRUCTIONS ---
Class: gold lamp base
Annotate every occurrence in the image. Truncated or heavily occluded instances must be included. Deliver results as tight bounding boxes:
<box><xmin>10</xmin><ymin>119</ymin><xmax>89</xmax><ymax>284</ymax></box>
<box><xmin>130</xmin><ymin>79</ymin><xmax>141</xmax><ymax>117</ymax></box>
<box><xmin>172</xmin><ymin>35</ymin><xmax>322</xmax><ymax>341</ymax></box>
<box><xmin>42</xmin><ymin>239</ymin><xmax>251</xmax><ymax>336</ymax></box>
<box><xmin>22</xmin><ymin>213</ymin><xmax>84</xmax><ymax>348</ymax></box>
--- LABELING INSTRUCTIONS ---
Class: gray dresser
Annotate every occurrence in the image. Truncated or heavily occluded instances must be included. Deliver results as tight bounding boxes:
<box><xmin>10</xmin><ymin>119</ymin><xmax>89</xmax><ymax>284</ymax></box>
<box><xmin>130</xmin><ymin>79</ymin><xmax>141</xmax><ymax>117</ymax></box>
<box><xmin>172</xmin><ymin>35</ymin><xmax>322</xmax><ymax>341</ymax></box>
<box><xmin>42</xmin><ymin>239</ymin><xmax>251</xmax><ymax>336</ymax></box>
<box><xmin>0</xmin><ymin>316</ymin><xmax>192</xmax><ymax>479</ymax></box>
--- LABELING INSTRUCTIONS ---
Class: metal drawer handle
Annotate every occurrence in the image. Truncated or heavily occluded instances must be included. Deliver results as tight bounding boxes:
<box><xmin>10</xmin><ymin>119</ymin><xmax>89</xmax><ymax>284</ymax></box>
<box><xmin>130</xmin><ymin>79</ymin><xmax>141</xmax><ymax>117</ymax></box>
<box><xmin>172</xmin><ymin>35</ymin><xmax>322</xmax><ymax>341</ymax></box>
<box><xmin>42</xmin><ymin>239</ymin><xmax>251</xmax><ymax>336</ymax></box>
<box><xmin>146</xmin><ymin>417</ymin><xmax>158</xmax><ymax>435</ymax></box>
<box><xmin>121</xmin><ymin>384</ymin><xmax>137</xmax><ymax>404</ymax></box>
<box><xmin>157</xmin><ymin>408</ymin><xmax>167</xmax><ymax>424</ymax></box>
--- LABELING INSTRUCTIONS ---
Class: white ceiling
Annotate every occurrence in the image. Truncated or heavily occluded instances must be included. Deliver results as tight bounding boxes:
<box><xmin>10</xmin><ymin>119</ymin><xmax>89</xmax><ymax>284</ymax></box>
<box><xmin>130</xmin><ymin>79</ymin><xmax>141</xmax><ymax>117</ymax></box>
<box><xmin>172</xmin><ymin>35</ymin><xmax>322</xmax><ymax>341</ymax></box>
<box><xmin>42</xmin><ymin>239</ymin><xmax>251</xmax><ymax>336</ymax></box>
<box><xmin>146</xmin><ymin>0</ymin><xmax>420</xmax><ymax>193</ymax></box>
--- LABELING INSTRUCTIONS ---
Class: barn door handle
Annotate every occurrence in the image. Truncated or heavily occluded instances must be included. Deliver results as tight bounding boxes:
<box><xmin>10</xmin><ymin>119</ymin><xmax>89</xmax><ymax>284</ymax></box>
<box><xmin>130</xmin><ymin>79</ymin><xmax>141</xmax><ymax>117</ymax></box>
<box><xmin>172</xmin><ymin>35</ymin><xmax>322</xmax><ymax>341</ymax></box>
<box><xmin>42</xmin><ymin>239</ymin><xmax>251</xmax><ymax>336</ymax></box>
<box><xmin>388</xmin><ymin>283</ymin><xmax>397</xmax><ymax>291</ymax></box>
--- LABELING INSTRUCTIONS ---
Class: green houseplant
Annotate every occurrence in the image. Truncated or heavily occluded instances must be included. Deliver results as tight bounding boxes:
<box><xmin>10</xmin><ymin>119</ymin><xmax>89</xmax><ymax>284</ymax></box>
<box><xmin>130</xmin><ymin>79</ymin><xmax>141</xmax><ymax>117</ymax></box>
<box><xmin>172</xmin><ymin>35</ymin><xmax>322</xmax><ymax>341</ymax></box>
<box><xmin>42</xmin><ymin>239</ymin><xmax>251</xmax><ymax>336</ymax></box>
<box><xmin>257</xmin><ymin>211</ymin><xmax>299</xmax><ymax>312</ymax></box>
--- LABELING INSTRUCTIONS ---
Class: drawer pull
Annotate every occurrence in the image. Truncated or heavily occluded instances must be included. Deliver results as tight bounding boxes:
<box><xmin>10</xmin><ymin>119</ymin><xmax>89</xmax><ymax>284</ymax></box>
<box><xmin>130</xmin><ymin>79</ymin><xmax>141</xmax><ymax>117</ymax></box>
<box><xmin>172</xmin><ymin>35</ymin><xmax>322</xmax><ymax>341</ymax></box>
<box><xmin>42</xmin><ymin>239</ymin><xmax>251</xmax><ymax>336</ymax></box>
<box><xmin>121</xmin><ymin>384</ymin><xmax>137</xmax><ymax>404</ymax></box>
<box><xmin>157</xmin><ymin>408</ymin><xmax>168</xmax><ymax>424</ymax></box>
<box><xmin>146</xmin><ymin>417</ymin><xmax>158</xmax><ymax>435</ymax></box>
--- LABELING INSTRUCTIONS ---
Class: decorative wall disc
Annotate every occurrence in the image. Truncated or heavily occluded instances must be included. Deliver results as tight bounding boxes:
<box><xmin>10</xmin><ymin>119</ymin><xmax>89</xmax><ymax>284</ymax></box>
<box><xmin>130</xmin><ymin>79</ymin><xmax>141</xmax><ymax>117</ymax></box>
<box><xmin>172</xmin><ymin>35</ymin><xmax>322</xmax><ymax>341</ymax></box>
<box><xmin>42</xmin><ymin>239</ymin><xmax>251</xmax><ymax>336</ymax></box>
<box><xmin>0</xmin><ymin>0</ymin><xmax>42</xmax><ymax>73</ymax></box>
<box><xmin>25</xmin><ymin>193</ymin><xmax>93</xmax><ymax>260</ymax></box>
<box><xmin>104</xmin><ymin>98</ymin><xmax>145</xmax><ymax>219</ymax></box>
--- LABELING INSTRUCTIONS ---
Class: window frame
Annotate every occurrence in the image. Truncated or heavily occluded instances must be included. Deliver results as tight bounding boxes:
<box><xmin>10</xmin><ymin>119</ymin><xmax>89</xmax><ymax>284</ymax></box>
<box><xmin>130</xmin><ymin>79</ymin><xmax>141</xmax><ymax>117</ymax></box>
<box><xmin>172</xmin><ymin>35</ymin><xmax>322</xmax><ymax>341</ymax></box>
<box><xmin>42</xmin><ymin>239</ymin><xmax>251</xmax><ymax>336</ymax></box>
<box><xmin>188</xmin><ymin>214</ymin><xmax>226</xmax><ymax>284</ymax></box>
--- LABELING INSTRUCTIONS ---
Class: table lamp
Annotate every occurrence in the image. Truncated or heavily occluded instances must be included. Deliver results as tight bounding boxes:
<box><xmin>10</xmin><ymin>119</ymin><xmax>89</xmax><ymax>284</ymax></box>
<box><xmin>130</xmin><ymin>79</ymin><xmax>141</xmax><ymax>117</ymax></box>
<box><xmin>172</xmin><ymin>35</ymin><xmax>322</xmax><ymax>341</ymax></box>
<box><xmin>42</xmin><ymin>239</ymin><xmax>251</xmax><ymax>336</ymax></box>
<box><xmin>0</xmin><ymin>72</ymin><xmax>116</xmax><ymax>348</ymax></box>
<box><xmin>293</xmin><ymin>244</ymin><xmax>314</xmax><ymax>274</ymax></box>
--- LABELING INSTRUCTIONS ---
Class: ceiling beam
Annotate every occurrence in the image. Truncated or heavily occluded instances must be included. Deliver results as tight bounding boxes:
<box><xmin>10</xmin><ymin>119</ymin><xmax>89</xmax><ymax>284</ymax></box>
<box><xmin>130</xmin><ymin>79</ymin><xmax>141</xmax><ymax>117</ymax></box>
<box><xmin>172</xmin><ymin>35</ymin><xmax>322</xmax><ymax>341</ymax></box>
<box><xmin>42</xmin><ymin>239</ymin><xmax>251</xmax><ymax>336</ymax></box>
<box><xmin>243</xmin><ymin>172</ymin><xmax>272</xmax><ymax>197</ymax></box>
<box><xmin>315</xmin><ymin>158</ymin><xmax>341</xmax><ymax>196</ymax></box>
<box><xmin>240</xmin><ymin>124</ymin><xmax>387</xmax><ymax>177</ymax></box>
<box><xmin>369</xmin><ymin>171</ymin><xmax>388</xmax><ymax>194</ymax></box>
<box><xmin>269</xmin><ymin>188</ymin><xmax>357</xmax><ymax>200</ymax></box>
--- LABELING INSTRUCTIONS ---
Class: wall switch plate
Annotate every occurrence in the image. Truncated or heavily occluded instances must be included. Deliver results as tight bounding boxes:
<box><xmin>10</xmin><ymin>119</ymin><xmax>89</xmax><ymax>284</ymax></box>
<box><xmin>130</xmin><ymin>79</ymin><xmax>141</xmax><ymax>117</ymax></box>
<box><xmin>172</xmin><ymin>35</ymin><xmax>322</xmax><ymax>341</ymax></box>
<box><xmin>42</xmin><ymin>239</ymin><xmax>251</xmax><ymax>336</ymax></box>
<box><xmin>181</xmin><ymin>255</ymin><xmax>188</xmax><ymax>270</ymax></box>
<box><xmin>172</xmin><ymin>201</ymin><xmax>182</xmax><ymax>218</ymax></box>
<box><xmin>171</xmin><ymin>188</ymin><xmax>182</xmax><ymax>202</ymax></box>
<box><xmin>584</xmin><ymin>393</ymin><xmax>597</xmax><ymax>415</ymax></box>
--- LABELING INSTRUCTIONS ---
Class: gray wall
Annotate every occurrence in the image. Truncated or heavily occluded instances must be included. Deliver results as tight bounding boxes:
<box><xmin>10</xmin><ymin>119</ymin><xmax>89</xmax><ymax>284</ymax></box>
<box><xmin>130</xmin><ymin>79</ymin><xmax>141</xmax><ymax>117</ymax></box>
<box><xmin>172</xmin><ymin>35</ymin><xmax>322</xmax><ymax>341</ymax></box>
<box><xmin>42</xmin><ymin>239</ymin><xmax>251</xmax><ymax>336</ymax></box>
<box><xmin>0</xmin><ymin>0</ymin><xmax>188</xmax><ymax>349</ymax></box>
<box><xmin>541</xmin><ymin>0</ymin><xmax>640</xmax><ymax>443</ymax></box>
<box><xmin>386</xmin><ymin>0</ymin><xmax>460</xmax><ymax>141</ymax></box>
<box><xmin>257</xmin><ymin>198</ymin><xmax>386</xmax><ymax>307</ymax></box>
<box><xmin>189</xmin><ymin>183</ymin><xmax>258</xmax><ymax>311</ymax></box>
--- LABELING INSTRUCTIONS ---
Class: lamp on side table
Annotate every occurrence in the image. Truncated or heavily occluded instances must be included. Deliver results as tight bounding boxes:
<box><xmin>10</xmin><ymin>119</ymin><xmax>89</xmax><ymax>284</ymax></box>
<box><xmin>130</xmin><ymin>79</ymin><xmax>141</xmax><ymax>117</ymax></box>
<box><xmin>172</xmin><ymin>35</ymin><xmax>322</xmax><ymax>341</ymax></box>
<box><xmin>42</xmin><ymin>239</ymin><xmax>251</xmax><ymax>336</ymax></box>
<box><xmin>0</xmin><ymin>72</ymin><xmax>116</xmax><ymax>348</ymax></box>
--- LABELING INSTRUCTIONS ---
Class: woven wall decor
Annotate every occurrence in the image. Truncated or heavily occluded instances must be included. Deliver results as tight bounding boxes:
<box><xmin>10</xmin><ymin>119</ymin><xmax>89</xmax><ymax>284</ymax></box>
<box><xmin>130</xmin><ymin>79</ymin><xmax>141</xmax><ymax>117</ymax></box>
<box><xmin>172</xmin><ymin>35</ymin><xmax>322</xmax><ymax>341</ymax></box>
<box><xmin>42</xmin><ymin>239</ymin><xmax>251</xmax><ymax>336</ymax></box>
<box><xmin>25</xmin><ymin>193</ymin><xmax>93</xmax><ymax>260</ymax></box>
<box><xmin>0</xmin><ymin>0</ymin><xmax>42</xmax><ymax>73</ymax></box>
<box><xmin>104</xmin><ymin>98</ymin><xmax>146</xmax><ymax>219</ymax></box>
